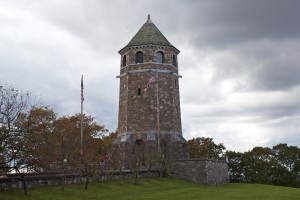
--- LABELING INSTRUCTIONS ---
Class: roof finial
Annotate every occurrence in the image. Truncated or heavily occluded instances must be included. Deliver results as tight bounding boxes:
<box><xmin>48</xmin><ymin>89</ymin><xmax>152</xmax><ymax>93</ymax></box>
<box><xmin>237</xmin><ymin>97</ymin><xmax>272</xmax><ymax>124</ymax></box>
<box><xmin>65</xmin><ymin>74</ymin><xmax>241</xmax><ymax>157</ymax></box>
<box><xmin>146</xmin><ymin>14</ymin><xmax>152</xmax><ymax>23</ymax></box>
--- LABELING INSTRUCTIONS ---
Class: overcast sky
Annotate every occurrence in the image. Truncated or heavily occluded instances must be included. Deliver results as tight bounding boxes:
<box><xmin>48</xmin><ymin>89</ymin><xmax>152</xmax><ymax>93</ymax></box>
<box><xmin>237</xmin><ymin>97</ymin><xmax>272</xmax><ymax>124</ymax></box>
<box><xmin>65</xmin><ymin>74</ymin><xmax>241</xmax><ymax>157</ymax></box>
<box><xmin>1</xmin><ymin>0</ymin><xmax>300</xmax><ymax>152</ymax></box>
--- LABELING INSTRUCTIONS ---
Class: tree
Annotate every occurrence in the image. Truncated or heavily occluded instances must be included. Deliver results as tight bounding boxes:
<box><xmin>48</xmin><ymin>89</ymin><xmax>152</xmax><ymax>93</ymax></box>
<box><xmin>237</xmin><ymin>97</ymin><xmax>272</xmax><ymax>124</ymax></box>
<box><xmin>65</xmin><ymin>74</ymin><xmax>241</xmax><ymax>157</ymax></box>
<box><xmin>110</xmin><ymin>144</ymin><xmax>126</xmax><ymax>185</ymax></box>
<box><xmin>79</xmin><ymin>123</ymin><xmax>109</xmax><ymax>189</ymax></box>
<box><xmin>273</xmin><ymin>144</ymin><xmax>300</xmax><ymax>172</ymax></box>
<box><xmin>155</xmin><ymin>147</ymin><xmax>169</xmax><ymax>181</ymax></box>
<box><xmin>188</xmin><ymin>137</ymin><xmax>226</xmax><ymax>159</ymax></box>
<box><xmin>128</xmin><ymin>139</ymin><xmax>145</xmax><ymax>184</ymax></box>
<box><xmin>226</xmin><ymin>151</ymin><xmax>245</xmax><ymax>182</ymax></box>
<box><xmin>0</xmin><ymin>85</ymin><xmax>30</xmax><ymax>169</ymax></box>
<box><xmin>0</xmin><ymin>84</ymin><xmax>32</xmax><ymax>194</ymax></box>
<box><xmin>53</xmin><ymin>114</ymin><xmax>108</xmax><ymax>190</ymax></box>
<box><xmin>272</xmin><ymin>144</ymin><xmax>300</xmax><ymax>187</ymax></box>
<box><xmin>242</xmin><ymin>147</ymin><xmax>275</xmax><ymax>184</ymax></box>
<box><xmin>143</xmin><ymin>143</ymin><xmax>161</xmax><ymax>181</ymax></box>
<box><xmin>19</xmin><ymin>106</ymin><xmax>57</xmax><ymax>173</ymax></box>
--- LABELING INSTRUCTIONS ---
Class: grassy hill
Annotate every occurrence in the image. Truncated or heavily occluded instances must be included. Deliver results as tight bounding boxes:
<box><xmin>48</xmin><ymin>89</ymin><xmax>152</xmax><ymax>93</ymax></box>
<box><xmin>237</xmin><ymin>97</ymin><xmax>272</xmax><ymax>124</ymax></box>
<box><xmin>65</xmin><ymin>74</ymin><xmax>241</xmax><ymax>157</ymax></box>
<box><xmin>1</xmin><ymin>178</ymin><xmax>299</xmax><ymax>200</ymax></box>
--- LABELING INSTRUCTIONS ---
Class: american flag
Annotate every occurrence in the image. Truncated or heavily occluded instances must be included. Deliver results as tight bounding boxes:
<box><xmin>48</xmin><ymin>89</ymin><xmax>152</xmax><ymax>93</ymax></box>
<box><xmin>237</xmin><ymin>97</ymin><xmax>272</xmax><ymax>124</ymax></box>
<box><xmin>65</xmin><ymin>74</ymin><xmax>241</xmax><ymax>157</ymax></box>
<box><xmin>81</xmin><ymin>75</ymin><xmax>84</xmax><ymax>102</ymax></box>
<box><xmin>144</xmin><ymin>72</ymin><xmax>156</xmax><ymax>92</ymax></box>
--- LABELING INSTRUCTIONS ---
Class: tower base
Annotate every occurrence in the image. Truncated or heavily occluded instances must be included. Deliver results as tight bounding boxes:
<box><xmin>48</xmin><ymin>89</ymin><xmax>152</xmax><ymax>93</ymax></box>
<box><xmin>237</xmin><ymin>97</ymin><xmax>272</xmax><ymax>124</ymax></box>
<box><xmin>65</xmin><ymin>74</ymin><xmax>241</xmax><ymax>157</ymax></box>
<box><xmin>111</xmin><ymin>133</ymin><xmax>229</xmax><ymax>185</ymax></box>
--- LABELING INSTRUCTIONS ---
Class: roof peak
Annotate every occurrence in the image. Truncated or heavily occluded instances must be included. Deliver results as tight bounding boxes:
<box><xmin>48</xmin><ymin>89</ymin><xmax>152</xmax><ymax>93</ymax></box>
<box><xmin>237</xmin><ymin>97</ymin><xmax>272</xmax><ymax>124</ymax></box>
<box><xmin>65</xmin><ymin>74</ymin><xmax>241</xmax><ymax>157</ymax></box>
<box><xmin>119</xmin><ymin>15</ymin><xmax>179</xmax><ymax>52</ymax></box>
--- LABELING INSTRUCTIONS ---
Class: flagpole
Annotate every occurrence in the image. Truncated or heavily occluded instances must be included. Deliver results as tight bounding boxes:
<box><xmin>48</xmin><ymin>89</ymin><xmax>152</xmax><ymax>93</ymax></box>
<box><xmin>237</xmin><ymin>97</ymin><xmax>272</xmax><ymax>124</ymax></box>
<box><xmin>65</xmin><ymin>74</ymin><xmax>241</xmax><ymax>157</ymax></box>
<box><xmin>156</xmin><ymin>70</ymin><xmax>160</xmax><ymax>150</ymax></box>
<box><xmin>144</xmin><ymin>70</ymin><xmax>160</xmax><ymax>150</ymax></box>
<box><xmin>80</xmin><ymin>75</ymin><xmax>84</xmax><ymax>155</ymax></box>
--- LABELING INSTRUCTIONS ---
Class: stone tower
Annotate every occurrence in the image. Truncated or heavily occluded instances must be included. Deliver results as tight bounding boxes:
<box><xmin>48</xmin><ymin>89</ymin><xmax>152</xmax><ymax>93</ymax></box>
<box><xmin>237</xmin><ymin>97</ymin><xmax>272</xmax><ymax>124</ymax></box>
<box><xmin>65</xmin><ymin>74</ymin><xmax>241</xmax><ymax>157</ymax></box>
<box><xmin>115</xmin><ymin>15</ymin><xmax>187</xmax><ymax>159</ymax></box>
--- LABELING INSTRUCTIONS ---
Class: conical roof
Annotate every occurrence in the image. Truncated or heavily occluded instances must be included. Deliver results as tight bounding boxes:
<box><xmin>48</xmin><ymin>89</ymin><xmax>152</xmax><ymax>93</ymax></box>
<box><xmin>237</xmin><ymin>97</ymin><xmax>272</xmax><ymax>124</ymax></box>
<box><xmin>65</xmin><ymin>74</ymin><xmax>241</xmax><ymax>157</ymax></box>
<box><xmin>119</xmin><ymin>15</ymin><xmax>179</xmax><ymax>53</ymax></box>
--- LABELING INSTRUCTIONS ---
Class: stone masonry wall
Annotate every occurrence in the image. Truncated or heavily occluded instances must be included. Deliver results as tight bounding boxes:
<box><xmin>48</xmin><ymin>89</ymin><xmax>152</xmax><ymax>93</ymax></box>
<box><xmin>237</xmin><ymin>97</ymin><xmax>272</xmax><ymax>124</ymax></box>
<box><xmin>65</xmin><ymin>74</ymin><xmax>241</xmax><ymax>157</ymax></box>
<box><xmin>171</xmin><ymin>159</ymin><xmax>229</xmax><ymax>185</ymax></box>
<box><xmin>0</xmin><ymin>170</ymin><xmax>159</xmax><ymax>191</ymax></box>
<box><xmin>117</xmin><ymin>45</ymin><xmax>182</xmax><ymax>140</ymax></box>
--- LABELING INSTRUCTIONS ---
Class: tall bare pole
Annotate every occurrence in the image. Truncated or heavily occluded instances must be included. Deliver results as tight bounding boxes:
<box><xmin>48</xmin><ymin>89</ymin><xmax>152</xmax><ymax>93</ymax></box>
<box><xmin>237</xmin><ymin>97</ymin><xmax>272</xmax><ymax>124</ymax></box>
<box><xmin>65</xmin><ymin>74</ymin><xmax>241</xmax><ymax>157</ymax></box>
<box><xmin>80</xmin><ymin>75</ymin><xmax>84</xmax><ymax>155</ymax></box>
<box><xmin>145</xmin><ymin>70</ymin><xmax>160</xmax><ymax>150</ymax></box>
<box><xmin>156</xmin><ymin>70</ymin><xmax>160</xmax><ymax>150</ymax></box>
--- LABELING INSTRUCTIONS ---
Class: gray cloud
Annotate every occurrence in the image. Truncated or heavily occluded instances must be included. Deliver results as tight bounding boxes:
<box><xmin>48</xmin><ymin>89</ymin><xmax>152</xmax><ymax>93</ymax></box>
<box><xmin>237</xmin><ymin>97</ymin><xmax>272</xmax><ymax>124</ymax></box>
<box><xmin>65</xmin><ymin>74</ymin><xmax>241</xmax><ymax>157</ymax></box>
<box><xmin>207</xmin><ymin>39</ymin><xmax>300</xmax><ymax>91</ymax></box>
<box><xmin>177</xmin><ymin>0</ymin><xmax>300</xmax><ymax>49</ymax></box>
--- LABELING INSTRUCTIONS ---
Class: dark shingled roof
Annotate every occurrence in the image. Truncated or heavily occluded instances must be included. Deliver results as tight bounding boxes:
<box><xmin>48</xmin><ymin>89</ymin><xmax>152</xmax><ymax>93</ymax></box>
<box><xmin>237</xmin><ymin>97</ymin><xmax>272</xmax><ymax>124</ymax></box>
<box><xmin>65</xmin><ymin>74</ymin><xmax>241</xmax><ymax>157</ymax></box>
<box><xmin>119</xmin><ymin>15</ymin><xmax>179</xmax><ymax>53</ymax></box>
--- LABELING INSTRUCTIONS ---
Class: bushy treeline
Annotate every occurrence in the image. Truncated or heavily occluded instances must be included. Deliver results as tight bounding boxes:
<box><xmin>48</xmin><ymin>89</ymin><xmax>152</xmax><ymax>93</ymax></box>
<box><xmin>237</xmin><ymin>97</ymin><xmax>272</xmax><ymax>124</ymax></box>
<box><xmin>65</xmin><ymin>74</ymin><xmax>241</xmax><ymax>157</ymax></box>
<box><xmin>227</xmin><ymin>144</ymin><xmax>300</xmax><ymax>187</ymax></box>
<box><xmin>188</xmin><ymin>137</ymin><xmax>300</xmax><ymax>188</ymax></box>
<box><xmin>0</xmin><ymin>84</ymin><xmax>114</xmax><ymax>172</ymax></box>
<box><xmin>0</xmin><ymin>84</ymin><xmax>117</xmax><ymax>193</ymax></box>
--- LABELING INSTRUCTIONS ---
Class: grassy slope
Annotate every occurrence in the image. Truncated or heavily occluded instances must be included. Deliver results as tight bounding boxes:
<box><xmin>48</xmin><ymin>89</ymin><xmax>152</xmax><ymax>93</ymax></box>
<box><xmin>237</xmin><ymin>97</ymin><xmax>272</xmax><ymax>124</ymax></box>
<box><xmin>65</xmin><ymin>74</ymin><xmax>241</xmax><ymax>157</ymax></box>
<box><xmin>1</xmin><ymin>178</ymin><xmax>299</xmax><ymax>200</ymax></box>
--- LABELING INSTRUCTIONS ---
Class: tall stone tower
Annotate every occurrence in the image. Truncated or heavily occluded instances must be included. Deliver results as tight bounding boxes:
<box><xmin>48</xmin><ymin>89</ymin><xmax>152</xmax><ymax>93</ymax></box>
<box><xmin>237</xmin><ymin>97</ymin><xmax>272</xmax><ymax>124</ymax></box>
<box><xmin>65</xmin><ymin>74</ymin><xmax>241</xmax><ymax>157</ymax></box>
<box><xmin>115</xmin><ymin>15</ymin><xmax>187</xmax><ymax>159</ymax></box>
<box><xmin>113</xmin><ymin>15</ymin><xmax>229</xmax><ymax>184</ymax></box>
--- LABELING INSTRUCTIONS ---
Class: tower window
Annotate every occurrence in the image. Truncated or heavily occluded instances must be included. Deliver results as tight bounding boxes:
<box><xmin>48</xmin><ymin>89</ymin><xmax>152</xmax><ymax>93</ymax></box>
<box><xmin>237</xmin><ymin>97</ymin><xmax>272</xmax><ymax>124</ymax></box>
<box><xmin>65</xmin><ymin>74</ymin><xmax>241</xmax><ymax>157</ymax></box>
<box><xmin>136</xmin><ymin>51</ymin><xmax>144</xmax><ymax>63</ymax></box>
<box><xmin>175</xmin><ymin>79</ymin><xmax>177</xmax><ymax>87</ymax></box>
<box><xmin>137</xmin><ymin>88</ymin><xmax>141</xmax><ymax>96</ymax></box>
<box><xmin>122</xmin><ymin>55</ymin><xmax>126</xmax><ymax>67</ymax></box>
<box><xmin>161</xmin><ymin>141</ymin><xmax>167</xmax><ymax>158</ymax></box>
<box><xmin>173</xmin><ymin>55</ymin><xmax>177</xmax><ymax>67</ymax></box>
<box><xmin>156</xmin><ymin>51</ymin><xmax>164</xmax><ymax>63</ymax></box>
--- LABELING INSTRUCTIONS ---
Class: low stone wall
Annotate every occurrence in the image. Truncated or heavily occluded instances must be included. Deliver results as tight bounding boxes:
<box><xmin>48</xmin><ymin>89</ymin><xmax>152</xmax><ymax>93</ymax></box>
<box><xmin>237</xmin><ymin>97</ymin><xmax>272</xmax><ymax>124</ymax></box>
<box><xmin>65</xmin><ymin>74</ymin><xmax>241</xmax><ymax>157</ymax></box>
<box><xmin>1</xmin><ymin>160</ymin><xmax>229</xmax><ymax>190</ymax></box>
<box><xmin>171</xmin><ymin>159</ymin><xmax>229</xmax><ymax>185</ymax></box>
<box><xmin>0</xmin><ymin>170</ymin><xmax>159</xmax><ymax>191</ymax></box>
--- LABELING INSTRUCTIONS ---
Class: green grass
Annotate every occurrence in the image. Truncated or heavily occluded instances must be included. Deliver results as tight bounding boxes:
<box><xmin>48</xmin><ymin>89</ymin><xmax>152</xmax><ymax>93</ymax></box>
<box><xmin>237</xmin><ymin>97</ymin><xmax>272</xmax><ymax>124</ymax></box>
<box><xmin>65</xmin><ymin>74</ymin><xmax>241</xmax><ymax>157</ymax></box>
<box><xmin>1</xmin><ymin>178</ymin><xmax>300</xmax><ymax>200</ymax></box>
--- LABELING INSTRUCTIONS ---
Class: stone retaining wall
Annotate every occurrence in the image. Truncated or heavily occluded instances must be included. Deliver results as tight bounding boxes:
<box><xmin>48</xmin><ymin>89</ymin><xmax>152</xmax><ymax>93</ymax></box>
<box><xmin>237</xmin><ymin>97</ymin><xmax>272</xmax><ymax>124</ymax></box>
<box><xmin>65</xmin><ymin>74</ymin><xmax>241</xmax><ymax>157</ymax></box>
<box><xmin>1</xmin><ymin>159</ymin><xmax>229</xmax><ymax>191</ymax></box>
<box><xmin>171</xmin><ymin>159</ymin><xmax>229</xmax><ymax>185</ymax></box>
<box><xmin>0</xmin><ymin>170</ymin><xmax>159</xmax><ymax>191</ymax></box>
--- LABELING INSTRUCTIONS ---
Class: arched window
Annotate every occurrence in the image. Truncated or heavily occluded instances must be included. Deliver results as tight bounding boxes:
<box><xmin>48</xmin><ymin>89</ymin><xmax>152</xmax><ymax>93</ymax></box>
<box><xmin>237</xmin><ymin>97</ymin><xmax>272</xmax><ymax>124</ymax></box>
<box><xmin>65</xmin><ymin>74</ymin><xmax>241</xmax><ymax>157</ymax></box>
<box><xmin>156</xmin><ymin>51</ymin><xmax>164</xmax><ymax>63</ymax></box>
<box><xmin>173</xmin><ymin>55</ymin><xmax>177</xmax><ymax>67</ymax></box>
<box><xmin>122</xmin><ymin>55</ymin><xmax>126</xmax><ymax>67</ymax></box>
<box><xmin>136</xmin><ymin>51</ymin><xmax>144</xmax><ymax>63</ymax></box>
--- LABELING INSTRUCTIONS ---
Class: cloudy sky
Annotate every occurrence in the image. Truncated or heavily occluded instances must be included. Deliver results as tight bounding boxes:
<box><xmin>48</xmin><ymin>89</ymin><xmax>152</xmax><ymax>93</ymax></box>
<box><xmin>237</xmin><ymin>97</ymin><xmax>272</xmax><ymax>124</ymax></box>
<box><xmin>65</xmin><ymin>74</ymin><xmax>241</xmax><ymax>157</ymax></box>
<box><xmin>1</xmin><ymin>0</ymin><xmax>300</xmax><ymax>152</ymax></box>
